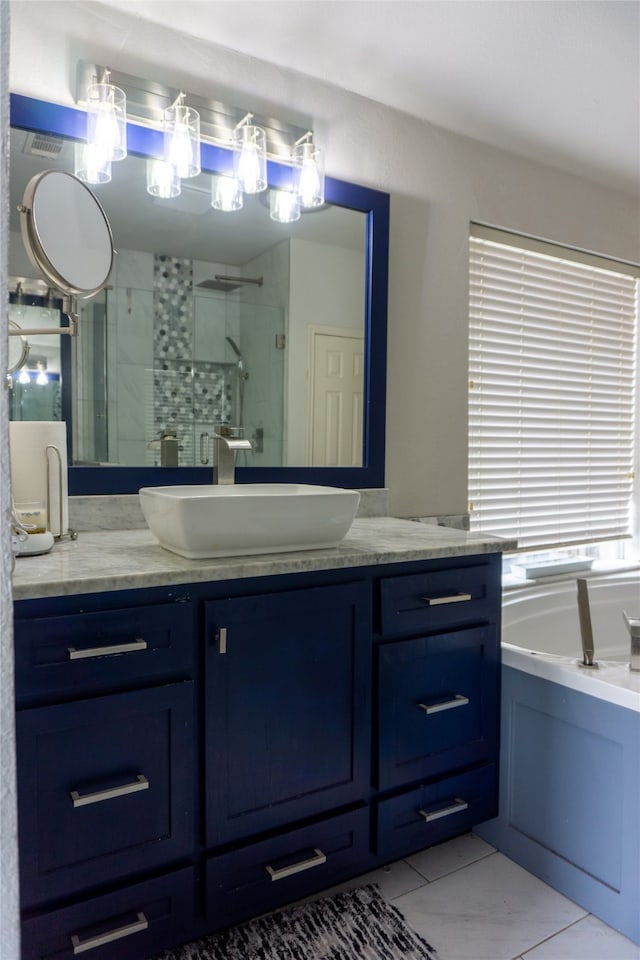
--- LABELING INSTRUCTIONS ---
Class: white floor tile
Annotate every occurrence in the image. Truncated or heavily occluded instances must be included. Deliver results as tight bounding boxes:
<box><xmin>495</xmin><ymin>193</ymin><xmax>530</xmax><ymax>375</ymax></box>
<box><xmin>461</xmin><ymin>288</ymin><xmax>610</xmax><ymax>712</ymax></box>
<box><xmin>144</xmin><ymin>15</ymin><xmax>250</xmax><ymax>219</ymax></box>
<box><xmin>522</xmin><ymin>914</ymin><xmax>640</xmax><ymax>960</ymax></box>
<box><xmin>393</xmin><ymin>851</ymin><xmax>587</xmax><ymax>960</ymax></box>
<box><xmin>406</xmin><ymin>831</ymin><xmax>495</xmax><ymax>882</ymax></box>
<box><xmin>321</xmin><ymin>858</ymin><xmax>428</xmax><ymax>901</ymax></box>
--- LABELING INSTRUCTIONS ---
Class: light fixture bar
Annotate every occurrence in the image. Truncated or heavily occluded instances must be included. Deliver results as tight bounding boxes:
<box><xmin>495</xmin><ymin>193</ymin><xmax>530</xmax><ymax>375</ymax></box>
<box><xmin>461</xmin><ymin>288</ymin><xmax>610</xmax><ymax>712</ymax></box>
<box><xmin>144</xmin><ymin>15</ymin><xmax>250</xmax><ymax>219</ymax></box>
<box><xmin>76</xmin><ymin>61</ymin><xmax>312</xmax><ymax>162</ymax></box>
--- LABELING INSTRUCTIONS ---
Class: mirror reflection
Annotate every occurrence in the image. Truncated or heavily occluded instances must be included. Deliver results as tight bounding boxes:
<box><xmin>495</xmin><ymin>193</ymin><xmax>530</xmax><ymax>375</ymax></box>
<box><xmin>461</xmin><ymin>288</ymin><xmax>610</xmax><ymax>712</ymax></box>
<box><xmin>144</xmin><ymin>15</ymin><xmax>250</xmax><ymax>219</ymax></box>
<box><xmin>8</xmin><ymin>300</ymin><xmax>63</xmax><ymax>421</ymax></box>
<box><xmin>9</xmin><ymin>126</ymin><xmax>367</xmax><ymax>469</ymax></box>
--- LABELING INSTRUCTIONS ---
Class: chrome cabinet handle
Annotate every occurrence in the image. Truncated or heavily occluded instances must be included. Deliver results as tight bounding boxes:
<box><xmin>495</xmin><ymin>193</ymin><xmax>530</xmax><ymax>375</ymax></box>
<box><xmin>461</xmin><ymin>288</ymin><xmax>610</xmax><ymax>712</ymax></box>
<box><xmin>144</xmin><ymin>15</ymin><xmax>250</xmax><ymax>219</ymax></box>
<box><xmin>67</xmin><ymin>638</ymin><xmax>147</xmax><ymax>660</ymax></box>
<box><xmin>71</xmin><ymin>911</ymin><xmax>148</xmax><ymax>954</ymax></box>
<box><xmin>217</xmin><ymin>627</ymin><xmax>227</xmax><ymax>655</ymax></box>
<box><xmin>265</xmin><ymin>847</ymin><xmax>326</xmax><ymax>881</ymax></box>
<box><xmin>421</xmin><ymin>592</ymin><xmax>472</xmax><ymax>606</ymax></box>
<box><xmin>419</xmin><ymin>798</ymin><xmax>468</xmax><ymax>823</ymax></box>
<box><xmin>70</xmin><ymin>774</ymin><xmax>149</xmax><ymax>808</ymax></box>
<box><xmin>419</xmin><ymin>694</ymin><xmax>469</xmax><ymax>715</ymax></box>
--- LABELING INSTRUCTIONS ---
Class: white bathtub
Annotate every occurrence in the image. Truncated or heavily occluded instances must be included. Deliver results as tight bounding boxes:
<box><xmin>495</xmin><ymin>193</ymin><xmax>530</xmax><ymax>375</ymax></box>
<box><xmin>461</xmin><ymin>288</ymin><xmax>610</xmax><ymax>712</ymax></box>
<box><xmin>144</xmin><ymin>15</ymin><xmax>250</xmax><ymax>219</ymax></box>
<box><xmin>477</xmin><ymin>572</ymin><xmax>640</xmax><ymax>944</ymax></box>
<box><xmin>502</xmin><ymin>571</ymin><xmax>640</xmax><ymax>711</ymax></box>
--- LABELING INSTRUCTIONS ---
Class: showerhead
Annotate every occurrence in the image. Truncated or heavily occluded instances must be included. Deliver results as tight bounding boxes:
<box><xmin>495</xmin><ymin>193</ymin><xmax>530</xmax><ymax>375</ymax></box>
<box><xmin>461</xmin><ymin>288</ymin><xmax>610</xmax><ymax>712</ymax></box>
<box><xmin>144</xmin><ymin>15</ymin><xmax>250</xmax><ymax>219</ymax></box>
<box><xmin>196</xmin><ymin>274</ymin><xmax>264</xmax><ymax>293</ymax></box>
<box><xmin>196</xmin><ymin>278</ymin><xmax>242</xmax><ymax>293</ymax></box>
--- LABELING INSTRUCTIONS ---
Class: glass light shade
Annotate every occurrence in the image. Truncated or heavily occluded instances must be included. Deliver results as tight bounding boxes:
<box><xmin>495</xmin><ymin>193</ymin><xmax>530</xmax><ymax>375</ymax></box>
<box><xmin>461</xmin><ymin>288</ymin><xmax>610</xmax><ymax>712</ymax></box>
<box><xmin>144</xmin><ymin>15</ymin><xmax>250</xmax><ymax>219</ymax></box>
<box><xmin>269</xmin><ymin>189</ymin><xmax>301</xmax><ymax>224</ymax></box>
<box><xmin>294</xmin><ymin>140</ymin><xmax>325</xmax><ymax>208</ymax></box>
<box><xmin>147</xmin><ymin>159</ymin><xmax>181</xmax><ymax>199</ymax></box>
<box><xmin>18</xmin><ymin>368</ymin><xmax>30</xmax><ymax>385</ymax></box>
<box><xmin>164</xmin><ymin>103</ymin><xmax>200</xmax><ymax>179</ymax></box>
<box><xmin>233</xmin><ymin>124</ymin><xmax>267</xmax><ymax>194</ymax></box>
<box><xmin>36</xmin><ymin>365</ymin><xmax>48</xmax><ymax>386</ymax></box>
<box><xmin>211</xmin><ymin>174</ymin><xmax>243</xmax><ymax>212</ymax></box>
<box><xmin>75</xmin><ymin>141</ymin><xmax>112</xmax><ymax>184</ymax></box>
<box><xmin>86</xmin><ymin>82</ymin><xmax>127</xmax><ymax>163</ymax></box>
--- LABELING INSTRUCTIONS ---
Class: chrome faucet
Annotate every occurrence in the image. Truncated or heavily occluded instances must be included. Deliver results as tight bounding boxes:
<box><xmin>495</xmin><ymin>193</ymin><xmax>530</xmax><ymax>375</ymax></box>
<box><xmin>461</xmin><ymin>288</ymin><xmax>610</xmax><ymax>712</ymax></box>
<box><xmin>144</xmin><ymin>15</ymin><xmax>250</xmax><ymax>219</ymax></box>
<box><xmin>622</xmin><ymin>611</ymin><xmax>640</xmax><ymax>672</ymax></box>
<box><xmin>213</xmin><ymin>426</ymin><xmax>252</xmax><ymax>485</ymax></box>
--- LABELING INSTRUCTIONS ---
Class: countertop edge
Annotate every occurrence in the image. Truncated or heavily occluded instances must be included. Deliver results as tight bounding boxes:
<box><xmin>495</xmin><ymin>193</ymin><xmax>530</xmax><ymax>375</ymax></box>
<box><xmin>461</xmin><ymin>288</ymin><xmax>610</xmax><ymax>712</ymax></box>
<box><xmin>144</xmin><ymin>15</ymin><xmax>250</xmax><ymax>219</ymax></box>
<box><xmin>13</xmin><ymin>519</ymin><xmax>516</xmax><ymax>601</ymax></box>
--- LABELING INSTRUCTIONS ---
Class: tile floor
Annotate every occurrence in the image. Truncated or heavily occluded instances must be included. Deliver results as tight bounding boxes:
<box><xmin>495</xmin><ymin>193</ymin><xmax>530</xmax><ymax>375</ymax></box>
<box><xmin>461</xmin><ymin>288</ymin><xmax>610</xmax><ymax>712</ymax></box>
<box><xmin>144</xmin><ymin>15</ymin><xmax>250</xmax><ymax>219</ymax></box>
<box><xmin>327</xmin><ymin>832</ymin><xmax>640</xmax><ymax>960</ymax></box>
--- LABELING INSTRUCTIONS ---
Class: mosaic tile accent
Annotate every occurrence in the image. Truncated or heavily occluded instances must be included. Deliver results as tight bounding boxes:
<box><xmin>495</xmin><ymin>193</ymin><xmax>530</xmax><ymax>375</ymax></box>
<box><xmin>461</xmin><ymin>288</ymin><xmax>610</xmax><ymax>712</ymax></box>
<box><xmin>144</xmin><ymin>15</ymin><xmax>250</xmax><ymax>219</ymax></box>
<box><xmin>153</xmin><ymin>255</ymin><xmax>194</xmax><ymax>360</ymax></box>
<box><xmin>149</xmin><ymin>360</ymin><xmax>236</xmax><ymax>466</ymax></box>
<box><xmin>150</xmin><ymin>256</ymin><xmax>238</xmax><ymax>464</ymax></box>
<box><xmin>192</xmin><ymin>362</ymin><xmax>234</xmax><ymax>421</ymax></box>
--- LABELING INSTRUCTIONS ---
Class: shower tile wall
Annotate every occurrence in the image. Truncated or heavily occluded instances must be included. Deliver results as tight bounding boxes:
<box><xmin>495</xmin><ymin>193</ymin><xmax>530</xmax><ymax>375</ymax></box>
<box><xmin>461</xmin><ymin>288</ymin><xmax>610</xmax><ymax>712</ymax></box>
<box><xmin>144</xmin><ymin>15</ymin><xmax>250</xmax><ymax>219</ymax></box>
<box><xmin>240</xmin><ymin>240</ymin><xmax>288</xmax><ymax>466</ymax></box>
<box><xmin>103</xmin><ymin>250</ymin><xmax>240</xmax><ymax>466</ymax></box>
<box><xmin>152</xmin><ymin>254</ymin><xmax>235</xmax><ymax>466</ymax></box>
<box><xmin>106</xmin><ymin>250</ymin><xmax>154</xmax><ymax>465</ymax></box>
<box><xmin>102</xmin><ymin>249</ymin><xmax>287</xmax><ymax>467</ymax></box>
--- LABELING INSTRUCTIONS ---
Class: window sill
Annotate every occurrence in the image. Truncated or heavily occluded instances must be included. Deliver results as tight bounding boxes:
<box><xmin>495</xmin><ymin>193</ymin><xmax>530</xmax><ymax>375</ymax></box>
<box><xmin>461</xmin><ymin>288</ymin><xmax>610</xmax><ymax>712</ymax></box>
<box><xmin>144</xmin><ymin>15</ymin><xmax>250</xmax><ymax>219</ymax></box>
<box><xmin>502</xmin><ymin>560</ymin><xmax>640</xmax><ymax>592</ymax></box>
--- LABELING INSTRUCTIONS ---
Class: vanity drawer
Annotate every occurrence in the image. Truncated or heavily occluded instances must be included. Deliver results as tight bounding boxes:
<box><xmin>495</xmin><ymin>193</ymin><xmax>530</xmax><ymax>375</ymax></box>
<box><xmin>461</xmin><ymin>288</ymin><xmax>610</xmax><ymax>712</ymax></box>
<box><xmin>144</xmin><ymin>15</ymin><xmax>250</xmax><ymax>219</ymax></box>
<box><xmin>379</xmin><ymin>560</ymin><xmax>499</xmax><ymax>638</ymax></box>
<box><xmin>205</xmin><ymin>806</ymin><xmax>369</xmax><ymax>930</ymax></box>
<box><xmin>14</xmin><ymin>601</ymin><xmax>193</xmax><ymax>703</ymax></box>
<box><xmin>17</xmin><ymin>681</ymin><xmax>194</xmax><ymax>908</ymax></box>
<box><xmin>375</xmin><ymin>764</ymin><xmax>497</xmax><ymax>861</ymax></box>
<box><xmin>21</xmin><ymin>866</ymin><xmax>195</xmax><ymax>960</ymax></box>
<box><xmin>376</xmin><ymin>625</ymin><xmax>499</xmax><ymax>790</ymax></box>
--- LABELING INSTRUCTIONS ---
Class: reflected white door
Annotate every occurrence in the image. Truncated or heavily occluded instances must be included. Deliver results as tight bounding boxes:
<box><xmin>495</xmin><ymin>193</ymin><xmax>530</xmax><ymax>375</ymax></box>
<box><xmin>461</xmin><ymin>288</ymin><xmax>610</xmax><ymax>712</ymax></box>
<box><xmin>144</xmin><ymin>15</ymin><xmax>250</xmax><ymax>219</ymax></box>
<box><xmin>308</xmin><ymin>328</ymin><xmax>364</xmax><ymax>466</ymax></box>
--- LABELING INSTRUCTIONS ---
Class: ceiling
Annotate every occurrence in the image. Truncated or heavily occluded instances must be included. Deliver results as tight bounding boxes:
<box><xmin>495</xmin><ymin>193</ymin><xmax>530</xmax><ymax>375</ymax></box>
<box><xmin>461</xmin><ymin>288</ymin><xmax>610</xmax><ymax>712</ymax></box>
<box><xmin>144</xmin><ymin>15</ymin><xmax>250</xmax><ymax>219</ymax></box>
<box><xmin>100</xmin><ymin>0</ymin><xmax>640</xmax><ymax>197</ymax></box>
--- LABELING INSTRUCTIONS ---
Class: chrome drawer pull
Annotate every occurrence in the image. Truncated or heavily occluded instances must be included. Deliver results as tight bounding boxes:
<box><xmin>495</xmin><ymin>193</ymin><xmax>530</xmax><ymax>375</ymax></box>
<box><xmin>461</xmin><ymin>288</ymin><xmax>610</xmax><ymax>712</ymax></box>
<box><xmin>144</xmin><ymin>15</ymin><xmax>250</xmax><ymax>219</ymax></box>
<box><xmin>71</xmin><ymin>911</ymin><xmax>148</xmax><ymax>954</ymax></box>
<box><xmin>419</xmin><ymin>798</ymin><xmax>468</xmax><ymax>823</ymax></box>
<box><xmin>71</xmin><ymin>774</ymin><xmax>149</xmax><ymax>808</ymax></box>
<box><xmin>422</xmin><ymin>592</ymin><xmax>472</xmax><ymax>606</ymax></box>
<box><xmin>265</xmin><ymin>847</ymin><xmax>327</xmax><ymax>882</ymax></box>
<box><xmin>419</xmin><ymin>694</ymin><xmax>469</xmax><ymax>715</ymax></box>
<box><xmin>67</xmin><ymin>638</ymin><xmax>147</xmax><ymax>660</ymax></box>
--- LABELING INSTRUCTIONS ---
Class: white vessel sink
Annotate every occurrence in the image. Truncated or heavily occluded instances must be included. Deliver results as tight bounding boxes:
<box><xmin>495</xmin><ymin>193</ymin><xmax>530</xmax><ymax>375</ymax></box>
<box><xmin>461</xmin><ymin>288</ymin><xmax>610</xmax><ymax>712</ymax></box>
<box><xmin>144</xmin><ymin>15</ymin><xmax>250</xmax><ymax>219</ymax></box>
<box><xmin>139</xmin><ymin>483</ymin><xmax>361</xmax><ymax>559</ymax></box>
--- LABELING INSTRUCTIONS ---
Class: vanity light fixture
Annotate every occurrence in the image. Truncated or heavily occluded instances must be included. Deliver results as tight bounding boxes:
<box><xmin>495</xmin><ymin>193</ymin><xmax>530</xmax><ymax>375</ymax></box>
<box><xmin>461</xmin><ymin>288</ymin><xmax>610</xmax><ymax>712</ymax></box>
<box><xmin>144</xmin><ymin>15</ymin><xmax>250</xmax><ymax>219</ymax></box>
<box><xmin>75</xmin><ymin>141</ymin><xmax>112</xmax><ymax>185</ymax></box>
<box><xmin>146</xmin><ymin>158</ymin><xmax>181</xmax><ymax>199</ymax></box>
<box><xmin>164</xmin><ymin>93</ymin><xmax>201</xmax><ymax>179</ymax></box>
<box><xmin>269</xmin><ymin>188</ymin><xmax>301</xmax><ymax>224</ymax></box>
<box><xmin>211</xmin><ymin>174</ymin><xmax>243</xmax><ymax>212</ymax></box>
<box><xmin>75</xmin><ymin>62</ymin><xmax>326</xmax><ymax>216</ymax></box>
<box><xmin>293</xmin><ymin>132</ymin><xmax>325</xmax><ymax>208</ymax></box>
<box><xmin>35</xmin><ymin>362</ymin><xmax>48</xmax><ymax>386</ymax></box>
<box><xmin>18</xmin><ymin>368</ymin><xmax>31</xmax><ymax>385</ymax></box>
<box><xmin>85</xmin><ymin>72</ymin><xmax>127</xmax><ymax>164</ymax></box>
<box><xmin>233</xmin><ymin>114</ymin><xmax>267</xmax><ymax>194</ymax></box>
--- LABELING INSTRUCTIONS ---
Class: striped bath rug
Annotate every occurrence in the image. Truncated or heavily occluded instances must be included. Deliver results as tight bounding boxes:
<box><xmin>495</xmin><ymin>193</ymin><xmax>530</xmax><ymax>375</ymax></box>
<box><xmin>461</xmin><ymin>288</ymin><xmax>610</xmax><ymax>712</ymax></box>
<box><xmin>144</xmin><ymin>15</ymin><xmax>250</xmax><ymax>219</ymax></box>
<box><xmin>156</xmin><ymin>883</ymin><xmax>437</xmax><ymax>960</ymax></box>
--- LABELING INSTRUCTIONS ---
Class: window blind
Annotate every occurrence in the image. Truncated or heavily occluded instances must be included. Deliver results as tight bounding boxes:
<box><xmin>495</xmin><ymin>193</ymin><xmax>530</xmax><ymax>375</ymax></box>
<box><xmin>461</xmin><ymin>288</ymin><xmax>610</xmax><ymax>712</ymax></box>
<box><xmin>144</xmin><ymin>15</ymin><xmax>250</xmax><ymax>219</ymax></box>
<box><xmin>468</xmin><ymin>231</ymin><xmax>638</xmax><ymax>551</ymax></box>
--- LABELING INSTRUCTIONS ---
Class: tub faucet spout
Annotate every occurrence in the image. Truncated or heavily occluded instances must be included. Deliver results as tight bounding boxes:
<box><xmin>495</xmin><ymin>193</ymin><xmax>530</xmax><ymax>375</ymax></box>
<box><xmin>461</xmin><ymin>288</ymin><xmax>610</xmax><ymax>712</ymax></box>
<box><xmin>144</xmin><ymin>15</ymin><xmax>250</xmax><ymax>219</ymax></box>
<box><xmin>576</xmin><ymin>579</ymin><xmax>598</xmax><ymax>668</ymax></box>
<box><xmin>622</xmin><ymin>611</ymin><xmax>640</xmax><ymax>672</ymax></box>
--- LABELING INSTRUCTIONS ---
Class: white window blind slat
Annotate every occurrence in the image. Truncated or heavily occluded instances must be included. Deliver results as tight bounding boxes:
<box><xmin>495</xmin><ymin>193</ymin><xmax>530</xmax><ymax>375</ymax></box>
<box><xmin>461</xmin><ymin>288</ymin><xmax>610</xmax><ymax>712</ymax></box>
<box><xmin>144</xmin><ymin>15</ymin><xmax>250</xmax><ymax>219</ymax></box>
<box><xmin>468</xmin><ymin>234</ymin><xmax>637</xmax><ymax>551</ymax></box>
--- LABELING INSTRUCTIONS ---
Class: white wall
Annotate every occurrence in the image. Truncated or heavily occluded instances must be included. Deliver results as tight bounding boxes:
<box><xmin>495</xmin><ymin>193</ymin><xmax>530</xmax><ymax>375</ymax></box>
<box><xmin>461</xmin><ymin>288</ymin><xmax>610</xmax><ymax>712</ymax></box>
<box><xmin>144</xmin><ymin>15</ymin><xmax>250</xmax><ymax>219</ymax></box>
<box><xmin>8</xmin><ymin>1</ymin><xmax>640</xmax><ymax>519</ymax></box>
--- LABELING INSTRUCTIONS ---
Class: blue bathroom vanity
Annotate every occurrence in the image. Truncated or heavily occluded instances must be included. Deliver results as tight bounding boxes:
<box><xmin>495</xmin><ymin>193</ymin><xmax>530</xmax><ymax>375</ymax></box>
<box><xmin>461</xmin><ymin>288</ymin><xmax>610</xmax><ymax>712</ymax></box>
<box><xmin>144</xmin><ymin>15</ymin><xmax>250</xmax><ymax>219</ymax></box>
<box><xmin>13</xmin><ymin>518</ymin><xmax>511</xmax><ymax>960</ymax></box>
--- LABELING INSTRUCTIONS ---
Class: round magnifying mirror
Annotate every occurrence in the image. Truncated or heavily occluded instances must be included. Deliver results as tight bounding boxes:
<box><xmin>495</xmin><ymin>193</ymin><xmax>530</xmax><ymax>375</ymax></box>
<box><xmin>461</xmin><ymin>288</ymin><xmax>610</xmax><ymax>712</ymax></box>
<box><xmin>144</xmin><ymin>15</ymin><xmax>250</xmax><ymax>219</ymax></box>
<box><xmin>8</xmin><ymin>319</ymin><xmax>30</xmax><ymax>374</ymax></box>
<box><xmin>19</xmin><ymin>170</ymin><xmax>114</xmax><ymax>298</ymax></box>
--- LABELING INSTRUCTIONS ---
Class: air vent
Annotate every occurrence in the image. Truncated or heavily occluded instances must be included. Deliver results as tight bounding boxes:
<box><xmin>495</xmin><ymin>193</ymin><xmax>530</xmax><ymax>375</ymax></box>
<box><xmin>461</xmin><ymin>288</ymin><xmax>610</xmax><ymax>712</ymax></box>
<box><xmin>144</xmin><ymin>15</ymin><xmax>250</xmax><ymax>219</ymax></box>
<box><xmin>23</xmin><ymin>133</ymin><xmax>65</xmax><ymax>159</ymax></box>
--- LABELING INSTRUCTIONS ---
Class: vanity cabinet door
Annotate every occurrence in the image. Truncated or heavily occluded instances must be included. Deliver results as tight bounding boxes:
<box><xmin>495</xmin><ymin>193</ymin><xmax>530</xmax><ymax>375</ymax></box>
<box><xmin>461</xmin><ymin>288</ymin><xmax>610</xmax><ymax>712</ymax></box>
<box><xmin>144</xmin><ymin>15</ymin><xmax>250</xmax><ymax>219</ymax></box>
<box><xmin>376</xmin><ymin>624</ymin><xmax>499</xmax><ymax>790</ymax></box>
<box><xmin>14</xmin><ymin>600</ymin><xmax>194</xmax><ymax>706</ymax></box>
<box><xmin>205</xmin><ymin>807</ymin><xmax>369</xmax><ymax>931</ymax></box>
<box><xmin>17</xmin><ymin>682</ymin><xmax>194</xmax><ymax>908</ymax></box>
<box><xmin>21</xmin><ymin>867</ymin><xmax>195</xmax><ymax>960</ymax></box>
<box><xmin>204</xmin><ymin>581</ymin><xmax>371</xmax><ymax>846</ymax></box>
<box><xmin>375</xmin><ymin>763</ymin><xmax>497</xmax><ymax>861</ymax></box>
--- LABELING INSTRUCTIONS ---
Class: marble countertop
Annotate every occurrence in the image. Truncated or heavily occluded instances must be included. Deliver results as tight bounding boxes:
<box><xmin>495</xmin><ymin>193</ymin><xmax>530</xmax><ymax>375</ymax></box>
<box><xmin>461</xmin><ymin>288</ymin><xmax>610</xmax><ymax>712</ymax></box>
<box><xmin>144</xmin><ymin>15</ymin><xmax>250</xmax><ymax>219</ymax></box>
<box><xmin>12</xmin><ymin>518</ymin><xmax>516</xmax><ymax>601</ymax></box>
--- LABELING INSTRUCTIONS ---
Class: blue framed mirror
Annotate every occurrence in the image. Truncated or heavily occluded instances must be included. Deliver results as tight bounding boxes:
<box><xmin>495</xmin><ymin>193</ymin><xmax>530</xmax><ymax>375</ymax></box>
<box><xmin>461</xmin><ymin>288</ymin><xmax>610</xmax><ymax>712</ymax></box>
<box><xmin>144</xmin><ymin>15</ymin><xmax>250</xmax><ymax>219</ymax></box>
<box><xmin>9</xmin><ymin>94</ymin><xmax>389</xmax><ymax>493</ymax></box>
